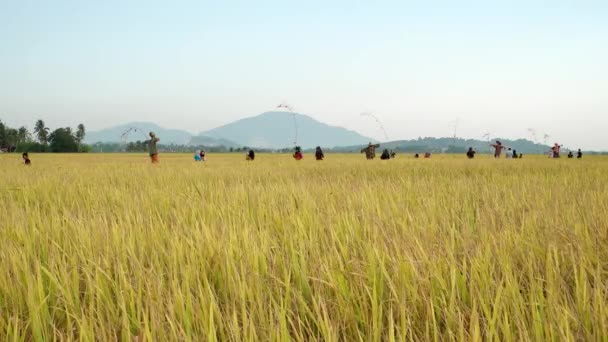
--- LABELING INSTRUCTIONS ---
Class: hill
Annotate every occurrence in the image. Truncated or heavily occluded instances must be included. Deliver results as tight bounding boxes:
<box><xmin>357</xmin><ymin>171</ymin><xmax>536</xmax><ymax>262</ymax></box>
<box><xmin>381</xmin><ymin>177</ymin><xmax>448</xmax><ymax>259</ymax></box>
<box><xmin>200</xmin><ymin>111</ymin><xmax>372</xmax><ymax>149</ymax></box>
<box><xmin>331</xmin><ymin>137</ymin><xmax>552</xmax><ymax>154</ymax></box>
<box><xmin>85</xmin><ymin>122</ymin><xmax>193</xmax><ymax>145</ymax></box>
<box><xmin>187</xmin><ymin>135</ymin><xmax>239</xmax><ymax>148</ymax></box>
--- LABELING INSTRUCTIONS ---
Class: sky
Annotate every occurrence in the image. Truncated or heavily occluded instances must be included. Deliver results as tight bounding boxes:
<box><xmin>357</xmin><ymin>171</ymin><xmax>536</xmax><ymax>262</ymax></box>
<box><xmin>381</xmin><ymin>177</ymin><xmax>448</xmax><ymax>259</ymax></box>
<box><xmin>1</xmin><ymin>0</ymin><xmax>607</xmax><ymax>149</ymax></box>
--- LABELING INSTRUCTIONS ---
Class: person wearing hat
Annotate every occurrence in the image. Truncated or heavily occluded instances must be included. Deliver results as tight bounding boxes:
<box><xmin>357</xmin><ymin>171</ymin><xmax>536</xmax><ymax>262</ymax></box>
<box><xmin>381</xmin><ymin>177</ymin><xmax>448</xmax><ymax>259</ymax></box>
<box><xmin>490</xmin><ymin>140</ymin><xmax>506</xmax><ymax>158</ymax></box>
<box><xmin>146</xmin><ymin>132</ymin><xmax>160</xmax><ymax>163</ymax></box>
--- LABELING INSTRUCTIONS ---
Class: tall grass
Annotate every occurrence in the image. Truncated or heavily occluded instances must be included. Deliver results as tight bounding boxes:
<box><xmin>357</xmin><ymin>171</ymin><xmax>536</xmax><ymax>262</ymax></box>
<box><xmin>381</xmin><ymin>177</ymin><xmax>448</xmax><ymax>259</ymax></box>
<box><xmin>1</xmin><ymin>153</ymin><xmax>607</xmax><ymax>340</ymax></box>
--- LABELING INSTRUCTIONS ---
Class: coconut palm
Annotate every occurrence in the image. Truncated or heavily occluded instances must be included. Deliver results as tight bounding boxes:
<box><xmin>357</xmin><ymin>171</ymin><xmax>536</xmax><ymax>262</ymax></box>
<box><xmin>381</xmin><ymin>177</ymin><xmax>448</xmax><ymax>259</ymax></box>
<box><xmin>34</xmin><ymin>119</ymin><xmax>49</xmax><ymax>145</ymax></box>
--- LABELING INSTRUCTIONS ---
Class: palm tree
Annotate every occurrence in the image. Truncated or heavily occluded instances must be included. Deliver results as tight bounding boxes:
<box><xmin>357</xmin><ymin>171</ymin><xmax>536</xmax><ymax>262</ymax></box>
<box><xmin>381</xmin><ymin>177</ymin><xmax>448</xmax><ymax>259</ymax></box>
<box><xmin>34</xmin><ymin>119</ymin><xmax>49</xmax><ymax>145</ymax></box>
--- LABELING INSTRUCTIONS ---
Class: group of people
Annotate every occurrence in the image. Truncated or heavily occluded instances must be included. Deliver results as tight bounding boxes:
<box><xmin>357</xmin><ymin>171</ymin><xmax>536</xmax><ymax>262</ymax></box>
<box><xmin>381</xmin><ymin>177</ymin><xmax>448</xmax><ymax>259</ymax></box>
<box><xmin>487</xmin><ymin>141</ymin><xmax>524</xmax><ymax>159</ymax></box>
<box><xmin>549</xmin><ymin>143</ymin><xmax>581</xmax><ymax>159</ymax></box>
<box><xmin>361</xmin><ymin>142</ymin><xmax>396</xmax><ymax>160</ymax></box>
<box><xmin>290</xmin><ymin>146</ymin><xmax>326</xmax><ymax>160</ymax></box>
<box><xmin>414</xmin><ymin>153</ymin><xmax>432</xmax><ymax>158</ymax></box>
<box><xmin>144</xmin><ymin>133</ymin><xmax>584</xmax><ymax>163</ymax></box>
<box><xmin>567</xmin><ymin>150</ymin><xmax>583</xmax><ymax>159</ymax></box>
<box><xmin>544</xmin><ymin>143</ymin><xmax>582</xmax><ymax>159</ymax></box>
<box><xmin>18</xmin><ymin>132</ymin><xmax>587</xmax><ymax>166</ymax></box>
<box><xmin>194</xmin><ymin>150</ymin><xmax>206</xmax><ymax>161</ymax></box>
<box><xmin>461</xmin><ymin>140</ymin><xmax>582</xmax><ymax>159</ymax></box>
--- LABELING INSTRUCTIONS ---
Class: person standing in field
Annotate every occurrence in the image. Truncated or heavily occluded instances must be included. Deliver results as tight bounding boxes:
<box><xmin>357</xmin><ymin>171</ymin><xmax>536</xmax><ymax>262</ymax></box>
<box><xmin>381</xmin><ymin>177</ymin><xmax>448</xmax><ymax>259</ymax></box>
<box><xmin>146</xmin><ymin>132</ymin><xmax>160</xmax><ymax>163</ymax></box>
<box><xmin>246</xmin><ymin>149</ymin><xmax>255</xmax><ymax>161</ymax></box>
<box><xmin>466</xmin><ymin>147</ymin><xmax>476</xmax><ymax>159</ymax></box>
<box><xmin>315</xmin><ymin>146</ymin><xmax>324</xmax><ymax>160</ymax></box>
<box><xmin>361</xmin><ymin>142</ymin><xmax>380</xmax><ymax>160</ymax></box>
<box><xmin>577</xmin><ymin>149</ymin><xmax>583</xmax><ymax>159</ymax></box>
<box><xmin>551</xmin><ymin>143</ymin><xmax>562</xmax><ymax>158</ymax></box>
<box><xmin>22</xmin><ymin>152</ymin><xmax>31</xmax><ymax>165</ymax></box>
<box><xmin>380</xmin><ymin>149</ymin><xmax>391</xmax><ymax>160</ymax></box>
<box><xmin>490</xmin><ymin>141</ymin><xmax>506</xmax><ymax>158</ymax></box>
<box><xmin>293</xmin><ymin>146</ymin><xmax>303</xmax><ymax>160</ymax></box>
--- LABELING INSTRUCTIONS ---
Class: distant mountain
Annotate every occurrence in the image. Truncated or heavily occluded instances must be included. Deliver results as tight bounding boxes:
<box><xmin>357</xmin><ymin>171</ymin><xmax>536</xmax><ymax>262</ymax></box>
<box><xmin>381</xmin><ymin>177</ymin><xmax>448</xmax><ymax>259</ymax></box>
<box><xmin>200</xmin><ymin>111</ymin><xmax>372</xmax><ymax>149</ymax></box>
<box><xmin>331</xmin><ymin>137</ymin><xmax>552</xmax><ymax>154</ymax></box>
<box><xmin>85</xmin><ymin>122</ymin><xmax>193</xmax><ymax>145</ymax></box>
<box><xmin>188</xmin><ymin>135</ymin><xmax>239</xmax><ymax>148</ymax></box>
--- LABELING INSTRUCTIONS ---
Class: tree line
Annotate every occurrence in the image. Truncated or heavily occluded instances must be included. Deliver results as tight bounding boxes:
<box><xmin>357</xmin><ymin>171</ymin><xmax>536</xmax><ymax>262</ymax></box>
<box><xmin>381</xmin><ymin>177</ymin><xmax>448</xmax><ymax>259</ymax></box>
<box><xmin>0</xmin><ymin>119</ymin><xmax>88</xmax><ymax>153</ymax></box>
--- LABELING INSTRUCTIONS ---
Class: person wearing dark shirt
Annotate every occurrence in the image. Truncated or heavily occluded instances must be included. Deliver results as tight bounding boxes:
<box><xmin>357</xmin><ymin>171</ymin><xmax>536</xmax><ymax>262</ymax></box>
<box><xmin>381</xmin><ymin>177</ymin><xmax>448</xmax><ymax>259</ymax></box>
<box><xmin>246</xmin><ymin>150</ymin><xmax>255</xmax><ymax>161</ymax></box>
<box><xmin>577</xmin><ymin>149</ymin><xmax>582</xmax><ymax>159</ymax></box>
<box><xmin>466</xmin><ymin>147</ymin><xmax>476</xmax><ymax>159</ymax></box>
<box><xmin>315</xmin><ymin>146</ymin><xmax>324</xmax><ymax>160</ymax></box>
<box><xmin>22</xmin><ymin>152</ymin><xmax>31</xmax><ymax>165</ymax></box>
<box><xmin>380</xmin><ymin>149</ymin><xmax>391</xmax><ymax>160</ymax></box>
<box><xmin>567</xmin><ymin>151</ymin><xmax>574</xmax><ymax>158</ymax></box>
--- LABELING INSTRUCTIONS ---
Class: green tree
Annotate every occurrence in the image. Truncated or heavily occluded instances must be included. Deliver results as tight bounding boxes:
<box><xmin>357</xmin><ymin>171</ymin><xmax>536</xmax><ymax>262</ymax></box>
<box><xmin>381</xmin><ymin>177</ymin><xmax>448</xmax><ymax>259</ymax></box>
<box><xmin>5</xmin><ymin>128</ymin><xmax>19</xmax><ymax>152</ymax></box>
<box><xmin>0</xmin><ymin>120</ymin><xmax>6</xmax><ymax>148</ymax></box>
<box><xmin>17</xmin><ymin>126</ymin><xmax>30</xmax><ymax>142</ymax></box>
<box><xmin>34</xmin><ymin>119</ymin><xmax>49</xmax><ymax>145</ymax></box>
<box><xmin>76</xmin><ymin>123</ymin><xmax>86</xmax><ymax>151</ymax></box>
<box><xmin>49</xmin><ymin>128</ymin><xmax>79</xmax><ymax>152</ymax></box>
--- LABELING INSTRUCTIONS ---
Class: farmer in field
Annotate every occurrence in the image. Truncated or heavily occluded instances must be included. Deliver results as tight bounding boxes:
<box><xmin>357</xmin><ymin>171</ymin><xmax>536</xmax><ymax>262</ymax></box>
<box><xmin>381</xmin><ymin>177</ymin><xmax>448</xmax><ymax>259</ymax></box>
<box><xmin>490</xmin><ymin>141</ymin><xmax>506</xmax><ymax>158</ymax></box>
<box><xmin>146</xmin><ymin>132</ymin><xmax>160</xmax><ymax>163</ymax></box>
<box><xmin>551</xmin><ymin>143</ymin><xmax>562</xmax><ymax>158</ymax></box>
<box><xmin>293</xmin><ymin>146</ymin><xmax>303</xmax><ymax>160</ymax></box>
<box><xmin>577</xmin><ymin>149</ymin><xmax>583</xmax><ymax>159</ymax></box>
<box><xmin>380</xmin><ymin>149</ymin><xmax>391</xmax><ymax>160</ymax></box>
<box><xmin>194</xmin><ymin>150</ymin><xmax>202</xmax><ymax>161</ymax></box>
<box><xmin>466</xmin><ymin>147</ymin><xmax>476</xmax><ymax>159</ymax></box>
<box><xmin>22</xmin><ymin>152</ymin><xmax>31</xmax><ymax>165</ymax></box>
<box><xmin>567</xmin><ymin>151</ymin><xmax>574</xmax><ymax>158</ymax></box>
<box><xmin>246</xmin><ymin>149</ymin><xmax>255</xmax><ymax>161</ymax></box>
<box><xmin>361</xmin><ymin>142</ymin><xmax>380</xmax><ymax>160</ymax></box>
<box><xmin>315</xmin><ymin>146</ymin><xmax>324</xmax><ymax>160</ymax></box>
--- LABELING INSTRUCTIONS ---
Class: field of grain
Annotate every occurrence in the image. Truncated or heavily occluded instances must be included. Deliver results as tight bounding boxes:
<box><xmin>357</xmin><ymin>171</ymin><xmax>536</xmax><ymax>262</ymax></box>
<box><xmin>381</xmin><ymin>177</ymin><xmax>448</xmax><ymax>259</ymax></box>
<box><xmin>1</xmin><ymin>153</ymin><xmax>607</xmax><ymax>341</ymax></box>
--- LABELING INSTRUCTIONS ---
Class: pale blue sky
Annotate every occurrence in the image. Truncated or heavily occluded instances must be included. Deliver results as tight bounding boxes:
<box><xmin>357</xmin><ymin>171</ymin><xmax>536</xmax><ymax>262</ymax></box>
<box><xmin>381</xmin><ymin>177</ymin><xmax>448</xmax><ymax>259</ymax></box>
<box><xmin>1</xmin><ymin>0</ymin><xmax>607</xmax><ymax>149</ymax></box>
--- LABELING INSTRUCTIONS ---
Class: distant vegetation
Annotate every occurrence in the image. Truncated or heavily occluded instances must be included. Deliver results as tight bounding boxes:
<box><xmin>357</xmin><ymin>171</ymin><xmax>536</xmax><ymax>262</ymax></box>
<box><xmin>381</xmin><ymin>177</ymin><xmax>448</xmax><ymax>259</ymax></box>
<box><xmin>5</xmin><ymin>116</ymin><xmax>605</xmax><ymax>154</ymax></box>
<box><xmin>331</xmin><ymin>137</ymin><xmax>553</xmax><ymax>154</ymax></box>
<box><xmin>0</xmin><ymin>119</ymin><xmax>88</xmax><ymax>153</ymax></box>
